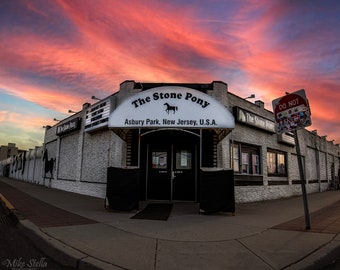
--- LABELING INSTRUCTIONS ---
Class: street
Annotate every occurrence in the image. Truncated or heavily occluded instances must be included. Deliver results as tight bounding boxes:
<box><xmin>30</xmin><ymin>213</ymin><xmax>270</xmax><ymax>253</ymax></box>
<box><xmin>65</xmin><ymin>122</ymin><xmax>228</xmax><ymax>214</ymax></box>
<box><xmin>322</xmin><ymin>254</ymin><xmax>340</xmax><ymax>270</ymax></box>
<box><xmin>0</xmin><ymin>200</ymin><xmax>74</xmax><ymax>270</ymax></box>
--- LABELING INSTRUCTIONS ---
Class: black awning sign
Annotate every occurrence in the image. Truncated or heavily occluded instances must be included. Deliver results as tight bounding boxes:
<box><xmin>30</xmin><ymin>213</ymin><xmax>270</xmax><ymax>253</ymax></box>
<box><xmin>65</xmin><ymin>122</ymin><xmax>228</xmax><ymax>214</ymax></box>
<box><xmin>272</xmin><ymin>89</ymin><xmax>312</xmax><ymax>134</ymax></box>
<box><xmin>56</xmin><ymin>117</ymin><xmax>81</xmax><ymax>136</ymax></box>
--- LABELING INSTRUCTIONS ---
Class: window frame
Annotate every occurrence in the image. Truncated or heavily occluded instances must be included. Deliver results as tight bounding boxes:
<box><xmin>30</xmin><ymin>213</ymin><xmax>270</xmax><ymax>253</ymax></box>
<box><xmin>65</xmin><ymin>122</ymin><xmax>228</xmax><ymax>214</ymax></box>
<box><xmin>231</xmin><ymin>142</ymin><xmax>261</xmax><ymax>175</ymax></box>
<box><xmin>231</xmin><ymin>144</ymin><xmax>240</xmax><ymax>173</ymax></box>
<box><xmin>267</xmin><ymin>149</ymin><xmax>287</xmax><ymax>177</ymax></box>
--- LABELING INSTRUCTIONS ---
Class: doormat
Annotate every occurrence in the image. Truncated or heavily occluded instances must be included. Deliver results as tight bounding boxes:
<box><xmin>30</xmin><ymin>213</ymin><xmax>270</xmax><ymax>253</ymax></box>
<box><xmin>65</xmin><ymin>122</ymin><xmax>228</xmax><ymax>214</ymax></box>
<box><xmin>131</xmin><ymin>203</ymin><xmax>173</xmax><ymax>221</ymax></box>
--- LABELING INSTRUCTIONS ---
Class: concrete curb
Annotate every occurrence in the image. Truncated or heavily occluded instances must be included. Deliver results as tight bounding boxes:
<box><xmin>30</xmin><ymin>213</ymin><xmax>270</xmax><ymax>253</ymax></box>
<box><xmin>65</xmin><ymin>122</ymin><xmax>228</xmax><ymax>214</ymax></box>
<box><xmin>18</xmin><ymin>219</ymin><xmax>87</xmax><ymax>268</ymax></box>
<box><xmin>79</xmin><ymin>257</ymin><xmax>124</xmax><ymax>270</ymax></box>
<box><xmin>18</xmin><ymin>220</ymin><xmax>126</xmax><ymax>270</ymax></box>
<box><xmin>285</xmin><ymin>236</ymin><xmax>340</xmax><ymax>270</ymax></box>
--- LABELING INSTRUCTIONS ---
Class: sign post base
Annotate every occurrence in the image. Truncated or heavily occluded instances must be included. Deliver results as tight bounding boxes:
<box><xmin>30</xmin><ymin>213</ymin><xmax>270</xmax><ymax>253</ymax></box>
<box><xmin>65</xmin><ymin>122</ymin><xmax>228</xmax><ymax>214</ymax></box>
<box><xmin>294</xmin><ymin>130</ymin><xmax>311</xmax><ymax>230</ymax></box>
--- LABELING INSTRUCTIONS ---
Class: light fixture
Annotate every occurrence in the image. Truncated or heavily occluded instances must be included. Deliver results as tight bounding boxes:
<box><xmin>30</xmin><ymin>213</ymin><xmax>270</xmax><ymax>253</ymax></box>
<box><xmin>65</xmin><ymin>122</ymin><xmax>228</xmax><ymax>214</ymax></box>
<box><xmin>91</xmin><ymin>95</ymin><xmax>101</xmax><ymax>101</ymax></box>
<box><xmin>244</xmin><ymin>94</ymin><xmax>255</xmax><ymax>100</ymax></box>
<box><xmin>68</xmin><ymin>110</ymin><xmax>76</xmax><ymax>113</ymax></box>
<box><xmin>53</xmin><ymin>118</ymin><xmax>60</xmax><ymax>122</ymax></box>
<box><xmin>43</xmin><ymin>125</ymin><xmax>51</xmax><ymax>129</ymax></box>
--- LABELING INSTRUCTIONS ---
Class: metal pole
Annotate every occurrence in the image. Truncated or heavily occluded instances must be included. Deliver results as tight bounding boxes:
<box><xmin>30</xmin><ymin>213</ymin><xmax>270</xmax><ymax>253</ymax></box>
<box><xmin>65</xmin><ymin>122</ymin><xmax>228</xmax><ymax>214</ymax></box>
<box><xmin>199</xmin><ymin>129</ymin><xmax>202</xmax><ymax>168</ymax></box>
<box><xmin>294</xmin><ymin>130</ymin><xmax>311</xmax><ymax>230</ymax></box>
<box><xmin>138</xmin><ymin>128</ymin><xmax>141</xmax><ymax>168</ymax></box>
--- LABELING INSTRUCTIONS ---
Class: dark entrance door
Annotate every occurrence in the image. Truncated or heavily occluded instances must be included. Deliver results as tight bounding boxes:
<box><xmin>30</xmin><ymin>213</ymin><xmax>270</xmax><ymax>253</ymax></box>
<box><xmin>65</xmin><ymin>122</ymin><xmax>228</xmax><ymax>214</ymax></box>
<box><xmin>172</xmin><ymin>144</ymin><xmax>196</xmax><ymax>201</ymax></box>
<box><xmin>147</xmin><ymin>144</ymin><xmax>171</xmax><ymax>200</ymax></box>
<box><xmin>145</xmin><ymin>130</ymin><xmax>198</xmax><ymax>201</ymax></box>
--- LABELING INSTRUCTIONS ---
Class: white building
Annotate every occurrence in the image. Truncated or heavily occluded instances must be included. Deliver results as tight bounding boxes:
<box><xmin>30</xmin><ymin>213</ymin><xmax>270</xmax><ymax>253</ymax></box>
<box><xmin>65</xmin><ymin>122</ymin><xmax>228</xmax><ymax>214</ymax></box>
<box><xmin>1</xmin><ymin>81</ymin><xmax>339</xmax><ymax>210</ymax></box>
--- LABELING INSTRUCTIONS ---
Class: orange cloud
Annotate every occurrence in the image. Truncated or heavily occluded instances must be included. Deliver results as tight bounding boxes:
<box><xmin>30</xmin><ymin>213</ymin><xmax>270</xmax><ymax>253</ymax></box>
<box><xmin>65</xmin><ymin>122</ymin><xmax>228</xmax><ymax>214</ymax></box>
<box><xmin>0</xmin><ymin>0</ymin><xmax>339</xmax><ymax>145</ymax></box>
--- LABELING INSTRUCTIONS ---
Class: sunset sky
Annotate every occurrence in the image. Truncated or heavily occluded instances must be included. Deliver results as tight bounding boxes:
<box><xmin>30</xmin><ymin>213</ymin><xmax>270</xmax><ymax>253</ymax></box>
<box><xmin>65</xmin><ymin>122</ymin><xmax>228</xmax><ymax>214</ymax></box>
<box><xmin>0</xmin><ymin>0</ymin><xmax>339</xmax><ymax>150</ymax></box>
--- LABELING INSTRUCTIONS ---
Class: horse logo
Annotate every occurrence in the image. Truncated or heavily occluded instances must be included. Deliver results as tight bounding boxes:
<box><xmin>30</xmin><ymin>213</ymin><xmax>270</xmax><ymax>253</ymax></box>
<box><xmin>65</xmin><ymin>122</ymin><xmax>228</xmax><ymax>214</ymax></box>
<box><xmin>43</xmin><ymin>149</ymin><xmax>55</xmax><ymax>179</ymax></box>
<box><xmin>164</xmin><ymin>103</ymin><xmax>178</xmax><ymax>114</ymax></box>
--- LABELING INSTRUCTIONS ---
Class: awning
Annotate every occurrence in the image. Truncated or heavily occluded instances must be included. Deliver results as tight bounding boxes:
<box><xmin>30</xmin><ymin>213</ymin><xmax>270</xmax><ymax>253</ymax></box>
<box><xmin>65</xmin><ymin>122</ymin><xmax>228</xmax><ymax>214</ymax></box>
<box><xmin>108</xmin><ymin>86</ymin><xmax>235</xmax><ymax>133</ymax></box>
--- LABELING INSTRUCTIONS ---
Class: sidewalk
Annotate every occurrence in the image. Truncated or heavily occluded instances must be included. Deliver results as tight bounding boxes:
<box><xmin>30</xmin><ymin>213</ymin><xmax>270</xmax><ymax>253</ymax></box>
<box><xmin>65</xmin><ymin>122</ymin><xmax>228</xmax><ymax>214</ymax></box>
<box><xmin>0</xmin><ymin>176</ymin><xmax>340</xmax><ymax>270</ymax></box>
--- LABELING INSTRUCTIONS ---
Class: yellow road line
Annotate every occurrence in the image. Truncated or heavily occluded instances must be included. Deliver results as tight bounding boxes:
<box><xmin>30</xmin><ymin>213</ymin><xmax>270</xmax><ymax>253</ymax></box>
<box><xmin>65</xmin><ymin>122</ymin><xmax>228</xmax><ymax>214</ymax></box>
<box><xmin>0</xmin><ymin>193</ymin><xmax>15</xmax><ymax>210</ymax></box>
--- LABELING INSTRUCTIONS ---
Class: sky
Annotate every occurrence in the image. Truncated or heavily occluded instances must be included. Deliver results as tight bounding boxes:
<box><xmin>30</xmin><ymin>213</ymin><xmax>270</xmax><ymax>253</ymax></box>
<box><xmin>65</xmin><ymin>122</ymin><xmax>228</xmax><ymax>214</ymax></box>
<box><xmin>0</xmin><ymin>0</ymin><xmax>339</xmax><ymax>150</ymax></box>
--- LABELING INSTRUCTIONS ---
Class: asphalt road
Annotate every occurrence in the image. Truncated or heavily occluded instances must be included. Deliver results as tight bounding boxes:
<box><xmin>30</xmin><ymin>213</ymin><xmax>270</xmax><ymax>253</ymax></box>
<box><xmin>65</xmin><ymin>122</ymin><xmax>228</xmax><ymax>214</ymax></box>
<box><xmin>322</xmin><ymin>256</ymin><xmax>340</xmax><ymax>270</ymax></box>
<box><xmin>0</xmin><ymin>201</ymin><xmax>74</xmax><ymax>270</ymax></box>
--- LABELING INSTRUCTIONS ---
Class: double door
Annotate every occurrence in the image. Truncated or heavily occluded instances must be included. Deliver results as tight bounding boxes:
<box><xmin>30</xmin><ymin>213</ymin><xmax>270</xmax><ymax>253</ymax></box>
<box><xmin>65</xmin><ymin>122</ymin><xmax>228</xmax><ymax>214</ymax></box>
<box><xmin>147</xmin><ymin>143</ymin><xmax>196</xmax><ymax>201</ymax></box>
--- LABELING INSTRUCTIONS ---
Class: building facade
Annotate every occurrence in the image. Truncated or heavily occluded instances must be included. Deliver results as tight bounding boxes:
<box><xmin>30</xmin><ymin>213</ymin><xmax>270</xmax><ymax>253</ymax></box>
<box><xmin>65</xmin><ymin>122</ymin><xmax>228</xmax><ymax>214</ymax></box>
<box><xmin>1</xmin><ymin>81</ymin><xmax>339</xmax><ymax>204</ymax></box>
<box><xmin>0</xmin><ymin>143</ymin><xmax>21</xmax><ymax>160</ymax></box>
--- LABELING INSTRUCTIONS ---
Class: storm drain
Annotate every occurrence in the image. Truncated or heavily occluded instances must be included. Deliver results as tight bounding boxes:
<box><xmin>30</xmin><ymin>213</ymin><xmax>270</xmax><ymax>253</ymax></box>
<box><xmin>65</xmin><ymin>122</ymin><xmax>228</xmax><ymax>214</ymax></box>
<box><xmin>0</xmin><ymin>212</ymin><xmax>18</xmax><ymax>226</ymax></box>
<box><xmin>0</xmin><ymin>199</ymin><xmax>19</xmax><ymax>226</ymax></box>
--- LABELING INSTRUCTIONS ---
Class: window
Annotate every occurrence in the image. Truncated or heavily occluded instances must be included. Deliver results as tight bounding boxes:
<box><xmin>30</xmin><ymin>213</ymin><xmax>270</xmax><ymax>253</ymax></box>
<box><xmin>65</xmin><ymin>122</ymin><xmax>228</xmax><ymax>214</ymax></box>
<box><xmin>176</xmin><ymin>150</ymin><xmax>192</xmax><ymax>170</ymax></box>
<box><xmin>277</xmin><ymin>153</ymin><xmax>286</xmax><ymax>174</ymax></box>
<box><xmin>232</xmin><ymin>144</ymin><xmax>240</xmax><ymax>172</ymax></box>
<box><xmin>267</xmin><ymin>152</ymin><xmax>276</xmax><ymax>174</ymax></box>
<box><xmin>267</xmin><ymin>150</ymin><xmax>287</xmax><ymax>176</ymax></box>
<box><xmin>242</xmin><ymin>153</ymin><xmax>249</xmax><ymax>173</ymax></box>
<box><xmin>152</xmin><ymin>151</ymin><xmax>167</xmax><ymax>169</ymax></box>
<box><xmin>252</xmin><ymin>154</ymin><xmax>260</xmax><ymax>174</ymax></box>
<box><xmin>231</xmin><ymin>143</ymin><xmax>261</xmax><ymax>175</ymax></box>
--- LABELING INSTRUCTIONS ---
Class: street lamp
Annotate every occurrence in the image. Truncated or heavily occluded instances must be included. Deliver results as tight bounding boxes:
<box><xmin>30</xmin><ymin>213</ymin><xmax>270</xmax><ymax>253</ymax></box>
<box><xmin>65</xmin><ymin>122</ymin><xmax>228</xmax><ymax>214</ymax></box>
<box><xmin>68</xmin><ymin>110</ymin><xmax>76</xmax><ymax>113</ymax></box>
<box><xmin>244</xmin><ymin>94</ymin><xmax>255</xmax><ymax>100</ymax></box>
<box><xmin>91</xmin><ymin>95</ymin><xmax>101</xmax><ymax>101</ymax></box>
<box><xmin>53</xmin><ymin>118</ymin><xmax>60</xmax><ymax>122</ymax></box>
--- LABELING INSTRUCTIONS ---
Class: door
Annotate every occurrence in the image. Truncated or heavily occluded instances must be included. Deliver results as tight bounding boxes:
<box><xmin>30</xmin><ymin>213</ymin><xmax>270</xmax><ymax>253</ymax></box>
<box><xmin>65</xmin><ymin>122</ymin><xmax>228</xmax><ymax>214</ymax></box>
<box><xmin>147</xmin><ymin>143</ymin><xmax>196</xmax><ymax>201</ymax></box>
<box><xmin>172</xmin><ymin>145</ymin><xmax>196</xmax><ymax>201</ymax></box>
<box><xmin>147</xmin><ymin>144</ymin><xmax>172</xmax><ymax>200</ymax></box>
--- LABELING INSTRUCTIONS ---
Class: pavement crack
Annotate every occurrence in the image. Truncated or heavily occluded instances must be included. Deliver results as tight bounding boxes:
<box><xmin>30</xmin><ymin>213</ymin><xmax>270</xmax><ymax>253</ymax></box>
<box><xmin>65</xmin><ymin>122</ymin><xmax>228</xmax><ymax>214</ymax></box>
<box><xmin>154</xmin><ymin>238</ymin><xmax>159</xmax><ymax>270</ymax></box>
<box><xmin>236</xmin><ymin>238</ymin><xmax>275</xmax><ymax>270</ymax></box>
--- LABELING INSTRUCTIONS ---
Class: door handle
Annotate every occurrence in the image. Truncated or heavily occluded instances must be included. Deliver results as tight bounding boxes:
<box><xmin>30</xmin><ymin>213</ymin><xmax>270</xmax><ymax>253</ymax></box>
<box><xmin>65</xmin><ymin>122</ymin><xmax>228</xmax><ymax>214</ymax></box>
<box><xmin>171</xmin><ymin>171</ymin><xmax>176</xmax><ymax>180</ymax></box>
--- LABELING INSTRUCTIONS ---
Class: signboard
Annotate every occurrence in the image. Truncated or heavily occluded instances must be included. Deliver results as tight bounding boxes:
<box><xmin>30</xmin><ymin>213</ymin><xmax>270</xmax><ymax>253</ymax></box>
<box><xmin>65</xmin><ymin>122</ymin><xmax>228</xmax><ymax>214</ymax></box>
<box><xmin>277</xmin><ymin>132</ymin><xmax>295</xmax><ymax>146</ymax></box>
<box><xmin>272</xmin><ymin>89</ymin><xmax>311</xmax><ymax>134</ymax></box>
<box><xmin>234</xmin><ymin>107</ymin><xmax>275</xmax><ymax>133</ymax></box>
<box><xmin>84</xmin><ymin>97</ymin><xmax>112</xmax><ymax>132</ymax></box>
<box><xmin>56</xmin><ymin>117</ymin><xmax>81</xmax><ymax>136</ymax></box>
<box><xmin>108</xmin><ymin>86</ymin><xmax>235</xmax><ymax>129</ymax></box>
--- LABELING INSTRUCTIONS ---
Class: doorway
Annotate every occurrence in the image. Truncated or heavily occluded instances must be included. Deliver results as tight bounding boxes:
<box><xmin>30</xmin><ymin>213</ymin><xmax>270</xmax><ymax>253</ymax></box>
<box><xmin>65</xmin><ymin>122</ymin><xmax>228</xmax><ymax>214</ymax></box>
<box><xmin>142</xmin><ymin>130</ymin><xmax>199</xmax><ymax>202</ymax></box>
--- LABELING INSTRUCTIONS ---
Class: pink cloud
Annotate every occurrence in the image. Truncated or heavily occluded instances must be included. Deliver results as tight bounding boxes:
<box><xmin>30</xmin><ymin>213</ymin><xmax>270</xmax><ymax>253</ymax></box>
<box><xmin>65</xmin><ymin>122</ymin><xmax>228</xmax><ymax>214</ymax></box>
<box><xmin>0</xmin><ymin>0</ymin><xmax>339</xmax><ymax>146</ymax></box>
<box><xmin>0</xmin><ymin>110</ymin><xmax>48</xmax><ymax>129</ymax></box>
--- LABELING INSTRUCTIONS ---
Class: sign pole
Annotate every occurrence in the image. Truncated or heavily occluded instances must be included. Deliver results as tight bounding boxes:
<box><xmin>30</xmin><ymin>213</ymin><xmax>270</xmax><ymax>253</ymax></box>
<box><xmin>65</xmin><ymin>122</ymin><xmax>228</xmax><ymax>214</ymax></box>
<box><xmin>294</xmin><ymin>130</ymin><xmax>311</xmax><ymax>230</ymax></box>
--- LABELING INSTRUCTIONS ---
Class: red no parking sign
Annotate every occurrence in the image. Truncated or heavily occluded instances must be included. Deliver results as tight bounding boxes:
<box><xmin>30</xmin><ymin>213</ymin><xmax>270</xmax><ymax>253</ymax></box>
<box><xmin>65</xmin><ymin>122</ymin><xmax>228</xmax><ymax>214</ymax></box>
<box><xmin>272</xmin><ymin>89</ymin><xmax>312</xmax><ymax>134</ymax></box>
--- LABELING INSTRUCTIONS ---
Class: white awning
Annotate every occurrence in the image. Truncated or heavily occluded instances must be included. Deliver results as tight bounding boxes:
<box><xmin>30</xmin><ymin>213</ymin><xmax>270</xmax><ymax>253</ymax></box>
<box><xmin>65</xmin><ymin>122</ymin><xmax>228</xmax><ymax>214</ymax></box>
<box><xmin>108</xmin><ymin>86</ymin><xmax>235</xmax><ymax>130</ymax></box>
